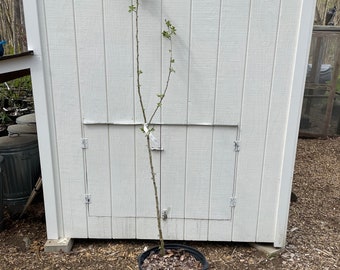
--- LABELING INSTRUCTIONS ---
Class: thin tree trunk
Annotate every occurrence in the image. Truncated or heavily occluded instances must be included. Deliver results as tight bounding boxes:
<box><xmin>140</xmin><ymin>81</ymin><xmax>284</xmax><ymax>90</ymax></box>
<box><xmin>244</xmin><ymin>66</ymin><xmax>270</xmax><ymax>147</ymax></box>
<box><xmin>12</xmin><ymin>0</ymin><xmax>17</xmax><ymax>53</ymax></box>
<box><xmin>315</xmin><ymin>5</ymin><xmax>323</xmax><ymax>25</ymax></box>
<box><xmin>323</xmin><ymin>0</ymin><xmax>329</xmax><ymax>25</ymax></box>
<box><xmin>17</xmin><ymin>0</ymin><xmax>26</xmax><ymax>51</ymax></box>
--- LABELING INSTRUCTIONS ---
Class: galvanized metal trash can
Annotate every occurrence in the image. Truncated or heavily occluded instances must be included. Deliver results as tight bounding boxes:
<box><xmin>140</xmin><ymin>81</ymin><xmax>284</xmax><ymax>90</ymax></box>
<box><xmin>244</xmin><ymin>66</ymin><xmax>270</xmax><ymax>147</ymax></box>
<box><xmin>0</xmin><ymin>135</ymin><xmax>41</xmax><ymax>216</ymax></box>
<box><xmin>7</xmin><ymin>124</ymin><xmax>37</xmax><ymax>136</ymax></box>
<box><xmin>0</xmin><ymin>155</ymin><xmax>4</xmax><ymax>231</ymax></box>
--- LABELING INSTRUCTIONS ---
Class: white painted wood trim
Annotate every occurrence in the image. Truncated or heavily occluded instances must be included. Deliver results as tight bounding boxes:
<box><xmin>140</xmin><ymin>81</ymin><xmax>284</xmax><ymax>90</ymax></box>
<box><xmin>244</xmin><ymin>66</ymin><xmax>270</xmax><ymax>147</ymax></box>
<box><xmin>274</xmin><ymin>0</ymin><xmax>317</xmax><ymax>247</ymax></box>
<box><xmin>256</xmin><ymin>0</ymin><xmax>303</xmax><ymax>243</ymax></box>
<box><xmin>23</xmin><ymin>0</ymin><xmax>63</xmax><ymax>240</ymax></box>
<box><xmin>232</xmin><ymin>0</ymin><xmax>281</xmax><ymax>242</ymax></box>
<box><xmin>43</xmin><ymin>0</ymin><xmax>88</xmax><ymax>238</ymax></box>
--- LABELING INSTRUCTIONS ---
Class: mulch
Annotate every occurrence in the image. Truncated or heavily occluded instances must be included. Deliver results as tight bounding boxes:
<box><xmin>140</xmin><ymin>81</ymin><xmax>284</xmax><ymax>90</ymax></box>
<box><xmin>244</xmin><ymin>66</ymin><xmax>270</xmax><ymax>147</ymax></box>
<box><xmin>0</xmin><ymin>137</ymin><xmax>339</xmax><ymax>269</ymax></box>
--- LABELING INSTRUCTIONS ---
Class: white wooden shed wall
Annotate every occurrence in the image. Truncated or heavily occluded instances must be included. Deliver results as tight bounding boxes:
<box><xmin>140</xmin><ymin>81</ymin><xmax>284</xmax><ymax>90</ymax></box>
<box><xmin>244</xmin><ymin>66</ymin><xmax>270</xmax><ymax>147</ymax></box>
<box><xmin>22</xmin><ymin>0</ymin><xmax>316</xmax><ymax>247</ymax></box>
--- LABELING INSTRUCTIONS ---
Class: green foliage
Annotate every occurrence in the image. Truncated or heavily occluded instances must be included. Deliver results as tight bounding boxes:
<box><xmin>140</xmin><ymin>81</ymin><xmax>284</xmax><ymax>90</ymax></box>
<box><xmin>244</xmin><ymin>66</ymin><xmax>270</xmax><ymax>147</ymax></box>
<box><xmin>128</xmin><ymin>5</ymin><xmax>136</xmax><ymax>13</ymax></box>
<box><xmin>162</xmin><ymin>19</ymin><xmax>176</xmax><ymax>40</ymax></box>
<box><xmin>0</xmin><ymin>111</ymin><xmax>11</xmax><ymax>125</ymax></box>
<box><xmin>0</xmin><ymin>75</ymin><xmax>33</xmax><ymax>111</ymax></box>
<box><xmin>3</xmin><ymin>75</ymin><xmax>32</xmax><ymax>91</ymax></box>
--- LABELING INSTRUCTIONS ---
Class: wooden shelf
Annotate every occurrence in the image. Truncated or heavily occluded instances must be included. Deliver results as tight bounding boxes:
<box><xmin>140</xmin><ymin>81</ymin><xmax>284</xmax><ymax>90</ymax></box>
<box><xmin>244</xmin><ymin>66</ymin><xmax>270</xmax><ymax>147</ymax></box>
<box><xmin>313</xmin><ymin>26</ymin><xmax>340</xmax><ymax>32</ymax></box>
<box><xmin>0</xmin><ymin>50</ymin><xmax>34</xmax><ymax>83</ymax></box>
<box><xmin>0</xmin><ymin>50</ymin><xmax>34</xmax><ymax>61</ymax></box>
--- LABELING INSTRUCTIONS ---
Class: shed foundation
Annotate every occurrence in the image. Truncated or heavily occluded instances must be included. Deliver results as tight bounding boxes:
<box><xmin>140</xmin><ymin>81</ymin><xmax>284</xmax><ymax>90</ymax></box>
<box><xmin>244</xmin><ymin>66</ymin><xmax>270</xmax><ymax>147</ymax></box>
<box><xmin>44</xmin><ymin>238</ymin><xmax>73</xmax><ymax>253</ymax></box>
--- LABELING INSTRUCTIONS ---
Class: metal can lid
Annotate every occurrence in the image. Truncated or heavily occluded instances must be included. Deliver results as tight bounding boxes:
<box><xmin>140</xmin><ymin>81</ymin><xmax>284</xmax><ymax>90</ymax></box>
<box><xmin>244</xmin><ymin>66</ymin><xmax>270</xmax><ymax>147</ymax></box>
<box><xmin>7</xmin><ymin>124</ymin><xmax>37</xmax><ymax>135</ymax></box>
<box><xmin>16</xmin><ymin>113</ymin><xmax>36</xmax><ymax>124</ymax></box>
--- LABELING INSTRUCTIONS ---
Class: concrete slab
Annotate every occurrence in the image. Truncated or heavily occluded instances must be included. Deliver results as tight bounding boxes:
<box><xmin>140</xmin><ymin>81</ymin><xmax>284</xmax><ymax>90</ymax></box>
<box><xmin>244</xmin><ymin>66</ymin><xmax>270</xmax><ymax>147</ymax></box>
<box><xmin>249</xmin><ymin>243</ymin><xmax>282</xmax><ymax>257</ymax></box>
<box><xmin>44</xmin><ymin>238</ymin><xmax>74</xmax><ymax>253</ymax></box>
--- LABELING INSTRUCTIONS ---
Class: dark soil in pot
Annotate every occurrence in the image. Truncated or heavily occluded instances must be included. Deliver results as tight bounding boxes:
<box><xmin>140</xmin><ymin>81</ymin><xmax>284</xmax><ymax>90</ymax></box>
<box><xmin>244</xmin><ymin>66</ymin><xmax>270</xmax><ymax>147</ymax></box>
<box><xmin>138</xmin><ymin>244</ymin><xmax>209</xmax><ymax>270</ymax></box>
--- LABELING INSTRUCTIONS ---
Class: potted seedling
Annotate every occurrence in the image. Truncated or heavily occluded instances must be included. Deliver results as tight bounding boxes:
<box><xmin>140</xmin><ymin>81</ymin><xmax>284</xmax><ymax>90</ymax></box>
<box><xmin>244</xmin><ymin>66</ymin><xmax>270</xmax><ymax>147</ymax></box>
<box><xmin>129</xmin><ymin>1</ymin><xmax>209</xmax><ymax>269</ymax></box>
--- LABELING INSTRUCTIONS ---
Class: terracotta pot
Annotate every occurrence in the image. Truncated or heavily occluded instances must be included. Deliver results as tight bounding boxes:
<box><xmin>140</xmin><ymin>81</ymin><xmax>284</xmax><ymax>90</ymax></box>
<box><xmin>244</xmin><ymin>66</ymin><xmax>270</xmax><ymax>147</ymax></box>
<box><xmin>138</xmin><ymin>243</ymin><xmax>209</xmax><ymax>270</ymax></box>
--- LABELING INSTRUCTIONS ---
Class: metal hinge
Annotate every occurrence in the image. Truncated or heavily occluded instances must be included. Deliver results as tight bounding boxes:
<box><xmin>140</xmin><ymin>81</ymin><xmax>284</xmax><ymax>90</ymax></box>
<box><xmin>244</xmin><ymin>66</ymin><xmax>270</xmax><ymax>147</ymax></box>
<box><xmin>234</xmin><ymin>140</ymin><xmax>240</xmax><ymax>152</ymax></box>
<box><xmin>230</xmin><ymin>197</ymin><xmax>237</xmax><ymax>208</ymax></box>
<box><xmin>81</xmin><ymin>138</ymin><xmax>88</xmax><ymax>149</ymax></box>
<box><xmin>84</xmin><ymin>194</ymin><xmax>91</xmax><ymax>204</ymax></box>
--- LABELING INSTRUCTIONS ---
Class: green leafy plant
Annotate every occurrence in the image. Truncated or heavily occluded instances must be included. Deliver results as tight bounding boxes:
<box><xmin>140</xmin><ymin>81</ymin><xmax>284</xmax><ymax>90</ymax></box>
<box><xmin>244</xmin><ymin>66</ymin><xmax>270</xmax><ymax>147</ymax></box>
<box><xmin>129</xmin><ymin>0</ymin><xmax>176</xmax><ymax>256</ymax></box>
<box><xmin>8</xmin><ymin>75</ymin><xmax>32</xmax><ymax>91</ymax></box>
<box><xmin>0</xmin><ymin>111</ymin><xmax>11</xmax><ymax>125</ymax></box>
<box><xmin>0</xmin><ymin>76</ymin><xmax>33</xmax><ymax>112</ymax></box>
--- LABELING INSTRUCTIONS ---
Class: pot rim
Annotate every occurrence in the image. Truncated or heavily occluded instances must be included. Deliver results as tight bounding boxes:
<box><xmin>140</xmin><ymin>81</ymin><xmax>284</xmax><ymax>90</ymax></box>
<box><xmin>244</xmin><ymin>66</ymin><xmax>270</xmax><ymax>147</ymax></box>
<box><xmin>138</xmin><ymin>243</ymin><xmax>209</xmax><ymax>270</ymax></box>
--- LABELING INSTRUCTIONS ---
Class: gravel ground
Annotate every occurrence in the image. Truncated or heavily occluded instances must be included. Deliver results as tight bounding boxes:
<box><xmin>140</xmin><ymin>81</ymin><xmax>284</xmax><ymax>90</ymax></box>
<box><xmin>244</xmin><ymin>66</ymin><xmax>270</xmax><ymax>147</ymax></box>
<box><xmin>0</xmin><ymin>138</ymin><xmax>339</xmax><ymax>270</ymax></box>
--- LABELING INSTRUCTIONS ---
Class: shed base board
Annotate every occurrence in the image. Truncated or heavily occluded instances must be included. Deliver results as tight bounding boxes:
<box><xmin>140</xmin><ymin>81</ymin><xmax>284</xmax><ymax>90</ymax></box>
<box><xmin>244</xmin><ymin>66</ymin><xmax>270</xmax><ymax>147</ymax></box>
<box><xmin>249</xmin><ymin>243</ymin><xmax>282</xmax><ymax>257</ymax></box>
<box><xmin>44</xmin><ymin>238</ymin><xmax>73</xmax><ymax>253</ymax></box>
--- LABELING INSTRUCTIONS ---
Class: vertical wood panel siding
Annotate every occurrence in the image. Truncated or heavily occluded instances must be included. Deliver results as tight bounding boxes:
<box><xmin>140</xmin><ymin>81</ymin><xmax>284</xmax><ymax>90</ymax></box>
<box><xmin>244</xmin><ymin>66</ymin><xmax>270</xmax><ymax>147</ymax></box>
<box><xmin>110</xmin><ymin>126</ymin><xmax>136</xmax><ymax>238</ymax></box>
<box><xmin>256</xmin><ymin>0</ymin><xmax>302</xmax><ymax>243</ymax></box>
<box><xmin>135</xmin><ymin>1</ymin><xmax>162</xmax><ymax>123</ymax></box>
<box><xmin>75</xmin><ymin>0</ymin><xmax>108</xmax><ymax>122</ymax></box>
<box><xmin>161</xmin><ymin>0</ymin><xmax>191</xmax><ymax>125</ymax></box>
<box><xmin>275</xmin><ymin>0</ymin><xmax>316</xmax><ymax>247</ymax></box>
<box><xmin>233</xmin><ymin>0</ymin><xmax>281</xmax><ymax>242</ymax></box>
<box><xmin>187</xmin><ymin>0</ymin><xmax>220</xmax><ymax>124</ymax></box>
<box><xmin>160</xmin><ymin>0</ymin><xmax>192</xmax><ymax>240</ymax></box>
<box><xmin>86</xmin><ymin>126</ymin><xmax>111</xmax><ymax>218</ymax></box>
<box><xmin>74</xmin><ymin>0</ymin><xmax>111</xmax><ymax>237</ymax></box>
<box><xmin>104</xmin><ymin>0</ymin><xmax>135</xmax><ymax>123</ymax></box>
<box><xmin>215</xmin><ymin>1</ymin><xmax>249</xmax><ymax>125</ymax></box>
<box><xmin>43</xmin><ymin>0</ymin><xmax>88</xmax><ymax>238</ymax></box>
<box><xmin>71</xmin><ymin>0</ymin><xmax>243</xmax><ymax>240</ymax></box>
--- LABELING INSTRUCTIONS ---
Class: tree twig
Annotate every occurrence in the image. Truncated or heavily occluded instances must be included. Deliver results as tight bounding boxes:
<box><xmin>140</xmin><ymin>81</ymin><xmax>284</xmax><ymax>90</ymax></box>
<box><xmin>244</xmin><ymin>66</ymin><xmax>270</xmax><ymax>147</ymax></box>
<box><xmin>130</xmin><ymin>0</ymin><xmax>177</xmax><ymax>257</ymax></box>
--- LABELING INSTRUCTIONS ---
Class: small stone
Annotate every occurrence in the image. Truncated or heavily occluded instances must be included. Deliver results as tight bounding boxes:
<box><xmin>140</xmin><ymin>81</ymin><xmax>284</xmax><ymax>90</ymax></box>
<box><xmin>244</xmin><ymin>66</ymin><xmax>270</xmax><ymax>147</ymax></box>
<box><xmin>23</xmin><ymin>237</ymin><xmax>31</xmax><ymax>249</ymax></box>
<box><xmin>248</xmin><ymin>258</ymin><xmax>255</xmax><ymax>264</ymax></box>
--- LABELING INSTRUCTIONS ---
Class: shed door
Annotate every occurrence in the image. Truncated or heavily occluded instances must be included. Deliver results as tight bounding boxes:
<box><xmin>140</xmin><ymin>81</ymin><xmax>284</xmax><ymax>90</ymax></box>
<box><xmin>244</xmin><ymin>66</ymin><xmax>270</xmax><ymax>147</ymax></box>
<box><xmin>84</xmin><ymin>124</ymin><xmax>238</xmax><ymax>240</ymax></box>
<box><xmin>159</xmin><ymin>125</ymin><xmax>238</xmax><ymax>241</ymax></box>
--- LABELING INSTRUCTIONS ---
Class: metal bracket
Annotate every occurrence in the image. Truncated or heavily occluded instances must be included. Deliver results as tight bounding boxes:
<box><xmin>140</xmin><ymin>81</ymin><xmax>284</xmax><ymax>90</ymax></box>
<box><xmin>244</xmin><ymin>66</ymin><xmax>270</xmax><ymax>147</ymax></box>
<box><xmin>230</xmin><ymin>197</ymin><xmax>237</xmax><ymax>208</ymax></box>
<box><xmin>151</xmin><ymin>146</ymin><xmax>164</xmax><ymax>151</ymax></box>
<box><xmin>84</xmin><ymin>194</ymin><xmax>91</xmax><ymax>204</ymax></box>
<box><xmin>161</xmin><ymin>209</ymin><xmax>168</xmax><ymax>220</ymax></box>
<box><xmin>81</xmin><ymin>138</ymin><xmax>89</xmax><ymax>149</ymax></box>
<box><xmin>234</xmin><ymin>140</ymin><xmax>240</xmax><ymax>152</ymax></box>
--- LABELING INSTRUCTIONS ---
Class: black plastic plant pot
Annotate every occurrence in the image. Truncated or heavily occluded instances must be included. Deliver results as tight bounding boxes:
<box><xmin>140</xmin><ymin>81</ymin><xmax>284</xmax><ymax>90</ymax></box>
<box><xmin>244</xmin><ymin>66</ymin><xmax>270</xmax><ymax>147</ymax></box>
<box><xmin>138</xmin><ymin>243</ymin><xmax>209</xmax><ymax>270</ymax></box>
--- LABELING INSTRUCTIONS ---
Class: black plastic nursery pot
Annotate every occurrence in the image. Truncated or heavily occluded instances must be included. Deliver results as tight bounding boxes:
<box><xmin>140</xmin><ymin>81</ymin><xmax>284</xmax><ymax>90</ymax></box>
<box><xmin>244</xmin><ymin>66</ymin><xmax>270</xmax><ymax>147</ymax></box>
<box><xmin>138</xmin><ymin>243</ymin><xmax>209</xmax><ymax>270</ymax></box>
